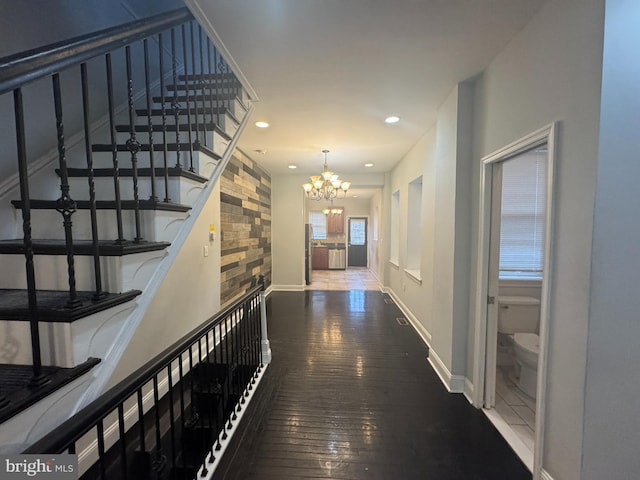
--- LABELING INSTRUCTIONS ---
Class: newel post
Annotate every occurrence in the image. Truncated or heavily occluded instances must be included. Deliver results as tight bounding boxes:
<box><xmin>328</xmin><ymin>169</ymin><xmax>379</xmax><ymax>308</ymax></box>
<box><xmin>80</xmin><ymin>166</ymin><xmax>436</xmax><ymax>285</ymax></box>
<box><xmin>259</xmin><ymin>275</ymin><xmax>272</xmax><ymax>365</ymax></box>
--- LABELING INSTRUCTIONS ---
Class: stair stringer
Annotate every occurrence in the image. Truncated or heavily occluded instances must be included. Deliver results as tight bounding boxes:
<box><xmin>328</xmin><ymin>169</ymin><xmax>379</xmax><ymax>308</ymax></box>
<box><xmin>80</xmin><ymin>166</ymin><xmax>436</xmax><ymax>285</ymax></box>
<box><xmin>71</xmin><ymin>101</ymin><xmax>253</xmax><ymax>413</ymax></box>
<box><xmin>2</xmin><ymin>103</ymin><xmax>252</xmax><ymax>452</ymax></box>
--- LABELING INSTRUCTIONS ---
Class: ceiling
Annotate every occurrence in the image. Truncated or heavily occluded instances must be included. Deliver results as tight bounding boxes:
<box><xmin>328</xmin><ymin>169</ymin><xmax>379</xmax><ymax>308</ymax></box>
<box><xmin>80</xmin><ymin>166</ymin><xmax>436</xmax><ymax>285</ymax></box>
<box><xmin>194</xmin><ymin>0</ymin><xmax>547</xmax><ymax>180</ymax></box>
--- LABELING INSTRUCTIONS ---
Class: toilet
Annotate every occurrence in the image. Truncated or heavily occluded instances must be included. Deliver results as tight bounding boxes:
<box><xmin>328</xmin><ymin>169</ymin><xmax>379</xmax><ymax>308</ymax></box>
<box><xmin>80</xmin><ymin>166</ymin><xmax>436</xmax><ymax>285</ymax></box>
<box><xmin>497</xmin><ymin>296</ymin><xmax>540</xmax><ymax>398</ymax></box>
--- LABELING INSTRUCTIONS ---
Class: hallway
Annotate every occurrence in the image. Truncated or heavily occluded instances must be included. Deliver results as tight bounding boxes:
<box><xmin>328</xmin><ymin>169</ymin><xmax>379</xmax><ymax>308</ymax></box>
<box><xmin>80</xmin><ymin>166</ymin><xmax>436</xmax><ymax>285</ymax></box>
<box><xmin>306</xmin><ymin>268</ymin><xmax>381</xmax><ymax>291</ymax></box>
<box><xmin>214</xmin><ymin>291</ymin><xmax>529</xmax><ymax>479</ymax></box>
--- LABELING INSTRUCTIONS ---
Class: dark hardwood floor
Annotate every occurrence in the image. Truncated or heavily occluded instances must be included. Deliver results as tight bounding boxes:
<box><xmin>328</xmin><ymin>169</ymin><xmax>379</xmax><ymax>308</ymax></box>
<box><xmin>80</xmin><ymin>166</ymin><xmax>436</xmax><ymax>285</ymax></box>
<box><xmin>214</xmin><ymin>290</ymin><xmax>530</xmax><ymax>479</ymax></box>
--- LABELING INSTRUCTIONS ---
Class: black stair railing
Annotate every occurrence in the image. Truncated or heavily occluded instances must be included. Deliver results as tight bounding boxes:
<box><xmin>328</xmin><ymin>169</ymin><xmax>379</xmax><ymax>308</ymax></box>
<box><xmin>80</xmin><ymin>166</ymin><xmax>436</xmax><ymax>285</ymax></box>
<box><xmin>0</xmin><ymin>7</ymin><xmax>244</xmax><ymax>388</ymax></box>
<box><xmin>23</xmin><ymin>276</ymin><xmax>268</xmax><ymax>480</ymax></box>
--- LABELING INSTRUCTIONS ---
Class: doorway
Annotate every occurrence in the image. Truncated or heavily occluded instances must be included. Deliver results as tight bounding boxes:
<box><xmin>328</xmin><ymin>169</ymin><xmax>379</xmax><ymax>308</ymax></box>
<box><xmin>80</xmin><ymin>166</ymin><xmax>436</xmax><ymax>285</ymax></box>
<box><xmin>473</xmin><ymin>123</ymin><xmax>556</xmax><ymax>477</ymax></box>
<box><xmin>347</xmin><ymin>217</ymin><xmax>367</xmax><ymax>267</ymax></box>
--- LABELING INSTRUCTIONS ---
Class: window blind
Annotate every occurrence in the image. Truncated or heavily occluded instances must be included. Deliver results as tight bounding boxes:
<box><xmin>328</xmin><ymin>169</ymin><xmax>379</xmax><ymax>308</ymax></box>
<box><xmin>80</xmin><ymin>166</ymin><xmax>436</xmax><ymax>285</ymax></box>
<box><xmin>499</xmin><ymin>148</ymin><xmax>547</xmax><ymax>278</ymax></box>
<box><xmin>309</xmin><ymin>211</ymin><xmax>327</xmax><ymax>239</ymax></box>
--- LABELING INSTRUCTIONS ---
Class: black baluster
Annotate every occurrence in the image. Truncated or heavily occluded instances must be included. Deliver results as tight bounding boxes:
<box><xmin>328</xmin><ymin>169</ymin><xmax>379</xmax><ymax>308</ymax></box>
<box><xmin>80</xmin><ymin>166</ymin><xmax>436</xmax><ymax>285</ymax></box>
<box><xmin>181</xmin><ymin>24</ymin><xmax>195</xmax><ymax>171</ymax></box>
<box><xmin>105</xmin><ymin>53</ymin><xmax>126</xmax><ymax>244</ymax></box>
<box><xmin>214</xmin><ymin>48</ymin><xmax>222</xmax><ymax>130</ymax></box>
<box><xmin>216</xmin><ymin>322</ymin><xmax>225</xmax><ymax>448</ymax></box>
<box><xmin>96</xmin><ymin>420</ymin><xmax>106</xmax><ymax>479</ymax></box>
<box><xmin>118</xmin><ymin>404</ymin><xmax>128</xmax><ymax>480</ymax></box>
<box><xmin>205</xmin><ymin>330</ymin><xmax>216</xmax><ymax>464</ymax></box>
<box><xmin>223</xmin><ymin>315</ymin><xmax>232</xmax><ymax>432</ymax></box>
<box><xmin>14</xmin><ymin>88</ymin><xmax>49</xmax><ymax>388</ymax></box>
<box><xmin>152</xmin><ymin>374</ymin><xmax>164</xmax><ymax>473</ymax></box>
<box><xmin>81</xmin><ymin>62</ymin><xmax>105</xmax><ymax>300</ymax></box>
<box><xmin>52</xmin><ymin>74</ymin><xmax>81</xmax><ymax>309</ymax></box>
<box><xmin>144</xmin><ymin>39</ymin><xmax>158</xmax><ymax>202</ymax></box>
<box><xmin>206</xmin><ymin>38</ymin><xmax>215</xmax><ymax>128</ymax></box>
<box><xmin>198</xmin><ymin>24</ymin><xmax>207</xmax><ymax>147</ymax></box>
<box><xmin>190</xmin><ymin>22</ymin><xmax>201</xmax><ymax>152</ymax></box>
<box><xmin>125</xmin><ymin>46</ymin><xmax>143</xmax><ymax>242</ymax></box>
<box><xmin>167</xmin><ymin>364</ymin><xmax>176</xmax><ymax>474</ymax></box>
<box><xmin>170</xmin><ymin>28</ymin><xmax>182</xmax><ymax>170</ymax></box>
<box><xmin>136</xmin><ymin>389</ymin><xmax>146</xmax><ymax>460</ymax></box>
<box><xmin>158</xmin><ymin>33</ymin><xmax>171</xmax><ymax>202</ymax></box>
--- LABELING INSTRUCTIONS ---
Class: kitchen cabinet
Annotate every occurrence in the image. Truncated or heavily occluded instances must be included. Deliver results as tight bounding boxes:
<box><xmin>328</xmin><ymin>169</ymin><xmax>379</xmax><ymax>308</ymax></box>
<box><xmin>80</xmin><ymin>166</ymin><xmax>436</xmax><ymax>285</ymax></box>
<box><xmin>327</xmin><ymin>211</ymin><xmax>344</xmax><ymax>234</ymax></box>
<box><xmin>312</xmin><ymin>247</ymin><xmax>329</xmax><ymax>269</ymax></box>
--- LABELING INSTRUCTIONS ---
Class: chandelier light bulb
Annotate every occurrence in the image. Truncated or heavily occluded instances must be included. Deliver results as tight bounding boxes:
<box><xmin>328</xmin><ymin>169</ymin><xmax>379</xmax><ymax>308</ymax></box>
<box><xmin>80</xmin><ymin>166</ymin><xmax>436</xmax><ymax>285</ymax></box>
<box><xmin>301</xmin><ymin>150</ymin><xmax>351</xmax><ymax>201</ymax></box>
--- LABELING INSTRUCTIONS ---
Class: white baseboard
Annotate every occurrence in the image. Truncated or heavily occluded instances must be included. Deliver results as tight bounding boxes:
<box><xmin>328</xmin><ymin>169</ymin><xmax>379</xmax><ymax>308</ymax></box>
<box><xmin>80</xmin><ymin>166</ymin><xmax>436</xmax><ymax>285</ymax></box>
<box><xmin>540</xmin><ymin>468</ymin><xmax>554</xmax><ymax>480</ymax></box>
<box><xmin>271</xmin><ymin>284</ymin><xmax>305</xmax><ymax>292</ymax></box>
<box><xmin>463</xmin><ymin>377</ymin><xmax>475</xmax><ymax>404</ymax></box>
<box><xmin>427</xmin><ymin>349</ymin><xmax>466</xmax><ymax>393</ymax></box>
<box><xmin>386</xmin><ymin>288</ymin><xmax>432</xmax><ymax>347</ymax></box>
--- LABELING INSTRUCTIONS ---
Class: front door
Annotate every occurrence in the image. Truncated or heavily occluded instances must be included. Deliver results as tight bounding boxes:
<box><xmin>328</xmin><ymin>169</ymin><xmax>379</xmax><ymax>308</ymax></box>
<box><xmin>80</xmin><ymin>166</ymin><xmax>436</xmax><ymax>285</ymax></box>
<box><xmin>348</xmin><ymin>217</ymin><xmax>367</xmax><ymax>267</ymax></box>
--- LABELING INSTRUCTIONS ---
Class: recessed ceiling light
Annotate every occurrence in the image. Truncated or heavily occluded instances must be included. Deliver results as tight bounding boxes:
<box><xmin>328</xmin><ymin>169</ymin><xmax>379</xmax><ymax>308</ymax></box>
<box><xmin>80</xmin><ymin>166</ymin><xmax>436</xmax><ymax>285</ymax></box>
<box><xmin>364</xmin><ymin>163</ymin><xmax>374</xmax><ymax>167</ymax></box>
<box><xmin>288</xmin><ymin>165</ymin><xmax>297</xmax><ymax>169</ymax></box>
<box><xmin>352</xmin><ymin>195</ymin><xmax>359</xmax><ymax>198</ymax></box>
<box><xmin>254</xmin><ymin>149</ymin><xmax>267</xmax><ymax>155</ymax></box>
<box><xmin>384</xmin><ymin>116</ymin><xmax>400</xmax><ymax>124</ymax></box>
<box><xmin>255</xmin><ymin>121</ymin><xmax>270</xmax><ymax>128</ymax></box>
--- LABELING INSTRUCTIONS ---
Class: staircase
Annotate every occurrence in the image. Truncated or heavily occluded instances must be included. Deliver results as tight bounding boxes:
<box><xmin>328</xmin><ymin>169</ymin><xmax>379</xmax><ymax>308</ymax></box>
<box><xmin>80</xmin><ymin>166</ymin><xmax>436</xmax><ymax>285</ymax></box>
<box><xmin>0</xmin><ymin>7</ymin><xmax>253</xmax><ymax>447</ymax></box>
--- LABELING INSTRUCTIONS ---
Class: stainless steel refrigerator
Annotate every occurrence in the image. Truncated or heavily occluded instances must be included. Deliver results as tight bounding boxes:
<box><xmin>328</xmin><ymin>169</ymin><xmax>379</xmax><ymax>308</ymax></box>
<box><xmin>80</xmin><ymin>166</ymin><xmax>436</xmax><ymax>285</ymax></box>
<box><xmin>304</xmin><ymin>224</ymin><xmax>313</xmax><ymax>285</ymax></box>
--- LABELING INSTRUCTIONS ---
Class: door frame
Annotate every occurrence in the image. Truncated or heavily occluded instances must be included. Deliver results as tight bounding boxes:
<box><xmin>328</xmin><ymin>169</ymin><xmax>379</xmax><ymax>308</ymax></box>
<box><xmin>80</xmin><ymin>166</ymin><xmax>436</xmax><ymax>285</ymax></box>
<box><xmin>471</xmin><ymin>123</ymin><xmax>557</xmax><ymax>478</ymax></box>
<box><xmin>347</xmin><ymin>215</ymin><xmax>369</xmax><ymax>267</ymax></box>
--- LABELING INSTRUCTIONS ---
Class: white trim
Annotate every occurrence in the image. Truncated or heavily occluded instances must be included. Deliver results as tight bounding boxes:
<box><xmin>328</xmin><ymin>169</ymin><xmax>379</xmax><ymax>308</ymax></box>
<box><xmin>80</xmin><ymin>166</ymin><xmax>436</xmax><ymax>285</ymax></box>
<box><xmin>403</xmin><ymin>268</ymin><xmax>422</xmax><ymax>284</ymax></box>
<box><xmin>427</xmin><ymin>349</ymin><xmax>466</xmax><ymax>393</ymax></box>
<box><xmin>197</xmin><ymin>365</ymin><xmax>268</xmax><ymax>479</ymax></box>
<box><xmin>387</xmin><ymin>288</ymin><xmax>432</xmax><ymax>346</ymax></box>
<box><xmin>540</xmin><ymin>468</ymin><xmax>555</xmax><ymax>480</ymax></box>
<box><xmin>388</xmin><ymin>260</ymin><xmax>400</xmax><ymax>269</ymax></box>
<box><xmin>183</xmin><ymin>0</ymin><xmax>259</xmax><ymax>102</ymax></box>
<box><xmin>482</xmin><ymin>407</ymin><xmax>534</xmax><ymax>472</ymax></box>
<box><xmin>472</xmin><ymin>122</ymin><xmax>557</xmax><ymax>479</ymax></box>
<box><xmin>272</xmin><ymin>284</ymin><xmax>305</xmax><ymax>292</ymax></box>
<box><xmin>463</xmin><ymin>377</ymin><xmax>475</xmax><ymax>404</ymax></box>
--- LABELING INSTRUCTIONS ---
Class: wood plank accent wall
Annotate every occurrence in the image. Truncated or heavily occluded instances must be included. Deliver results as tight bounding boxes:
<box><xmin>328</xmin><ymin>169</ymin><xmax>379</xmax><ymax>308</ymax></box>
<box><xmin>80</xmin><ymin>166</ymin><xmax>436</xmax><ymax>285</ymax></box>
<box><xmin>220</xmin><ymin>150</ymin><xmax>272</xmax><ymax>305</ymax></box>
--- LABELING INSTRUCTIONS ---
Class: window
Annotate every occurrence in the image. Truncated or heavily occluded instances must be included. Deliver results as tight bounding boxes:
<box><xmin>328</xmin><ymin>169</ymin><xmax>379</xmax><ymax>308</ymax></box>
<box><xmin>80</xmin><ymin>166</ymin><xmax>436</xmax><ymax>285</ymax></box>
<box><xmin>499</xmin><ymin>147</ymin><xmax>547</xmax><ymax>279</ymax></box>
<box><xmin>309</xmin><ymin>211</ymin><xmax>327</xmax><ymax>240</ymax></box>
<box><xmin>390</xmin><ymin>190</ymin><xmax>400</xmax><ymax>265</ymax></box>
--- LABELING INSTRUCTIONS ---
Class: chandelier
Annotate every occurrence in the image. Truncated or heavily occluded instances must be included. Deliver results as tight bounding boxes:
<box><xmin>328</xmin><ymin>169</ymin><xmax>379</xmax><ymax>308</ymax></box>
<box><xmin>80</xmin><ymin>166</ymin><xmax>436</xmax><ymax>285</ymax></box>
<box><xmin>302</xmin><ymin>150</ymin><xmax>351</xmax><ymax>200</ymax></box>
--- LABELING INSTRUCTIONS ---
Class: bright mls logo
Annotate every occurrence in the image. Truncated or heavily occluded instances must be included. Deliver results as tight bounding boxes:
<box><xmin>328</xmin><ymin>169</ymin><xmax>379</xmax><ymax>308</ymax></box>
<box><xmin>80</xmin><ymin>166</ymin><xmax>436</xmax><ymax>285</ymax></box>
<box><xmin>1</xmin><ymin>455</ymin><xmax>77</xmax><ymax>479</ymax></box>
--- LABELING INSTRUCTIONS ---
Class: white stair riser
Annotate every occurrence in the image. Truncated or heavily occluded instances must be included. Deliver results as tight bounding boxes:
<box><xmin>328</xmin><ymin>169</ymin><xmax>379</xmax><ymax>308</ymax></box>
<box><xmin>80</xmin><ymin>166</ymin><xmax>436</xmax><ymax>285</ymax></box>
<box><xmin>65</xmin><ymin>175</ymin><xmax>205</xmax><ymax>206</ymax></box>
<box><xmin>22</xmin><ymin>209</ymin><xmax>188</xmax><ymax>243</ymax></box>
<box><xmin>0</xmin><ymin>300</ymin><xmax>136</xmax><ymax>368</ymax></box>
<box><xmin>0</xmin><ymin>250</ymin><xmax>167</xmax><ymax>293</ymax></box>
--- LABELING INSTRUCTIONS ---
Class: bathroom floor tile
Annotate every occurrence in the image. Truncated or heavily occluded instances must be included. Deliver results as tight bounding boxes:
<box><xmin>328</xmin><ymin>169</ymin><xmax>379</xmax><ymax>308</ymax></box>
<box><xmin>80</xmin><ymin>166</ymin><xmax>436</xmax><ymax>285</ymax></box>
<box><xmin>495</xmin><ymin>396</ymin><xmax>527</xmax><ymax>425</ymax></box>
<box><xmin>513</xmin><ymin>405</ymin><xmax>536</xmax><ymax>430</ymax></box>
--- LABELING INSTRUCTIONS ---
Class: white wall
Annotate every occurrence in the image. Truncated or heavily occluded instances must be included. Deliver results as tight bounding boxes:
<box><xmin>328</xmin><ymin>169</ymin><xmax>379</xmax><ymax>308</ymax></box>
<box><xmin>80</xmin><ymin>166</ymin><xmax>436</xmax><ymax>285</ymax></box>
<box><xmin>271</xmin><ymin>174</ymin><xmax>306</xmax><ymax>289</ymax></box>
<box><xmin>387</xmin><ymin>125</ymin><xmax>436</xmax><ymax>344</ymax></box>
<box><xmin>470</xmin><ymin>0</ymin><xmax>604</xmax><ymax>477</ymax></box>
<box><xmin>582</xmin><ymin>0</ymin><xmax>640</xmax><ymax>477</ymax></box>
<box><xmin>109</xmin><ymin>180</ymin><xmax>222</xmax><ymax>386</ymax></box>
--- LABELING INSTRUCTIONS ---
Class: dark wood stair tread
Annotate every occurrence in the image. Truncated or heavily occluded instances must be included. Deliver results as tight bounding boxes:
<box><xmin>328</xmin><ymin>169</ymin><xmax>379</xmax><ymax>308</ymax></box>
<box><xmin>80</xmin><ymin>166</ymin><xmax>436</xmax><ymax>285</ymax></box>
<box><xmin>153</xmin><ymin>92</ymin><xmax>242</xmax><ymax>103</ymax></box>
<box><xmin>135</xmin><ymin>105</ymin><xmax>238</xmax><ymax>123</ymax></box>
<box><xmin>58</xmin><ymin>167</ymin><xmax>208</xmax><ymax>184</ymax></box>
<box><xmin>0</xmin><ymin>289</ymin><xmax>141</xmax><ymax>322</ymax></box>
<box><xmin>114</xmin><ymin>122</ymin><xmax>232</xmax><ymax>141</ymax></box>
<box><xmin>0</xmin><ymin>357</ymin><xmax>101</xmax><ymax>424</ymax></box>
<box><xmin>91</xmin><ymin>142</ymin><xmax>221</xmax><ymax>160</ymax></box>
<box><xmin>0</xmin><ymin>239</ymin><xmax>170</xmax><ymax>256</ymax></box>
<box><xmin>12</xmin><ymin>199</ymin><xmax>192</xmax><ymax>212</ymax></box>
